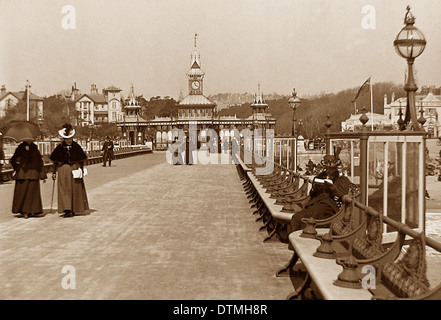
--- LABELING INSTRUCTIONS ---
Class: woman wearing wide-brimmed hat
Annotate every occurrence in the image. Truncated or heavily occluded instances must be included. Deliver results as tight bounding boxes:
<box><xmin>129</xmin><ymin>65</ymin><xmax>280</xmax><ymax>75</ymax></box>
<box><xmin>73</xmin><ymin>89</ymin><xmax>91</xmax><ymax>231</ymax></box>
<box><xmin>50</xmin><ymin>124</ymin><xmax>89</xmax><ymax>218</ymax></box>
<box><xmin>10</xmin><ymin>139</ymin><xmax>47</xmax><ymax>218</ymax></box>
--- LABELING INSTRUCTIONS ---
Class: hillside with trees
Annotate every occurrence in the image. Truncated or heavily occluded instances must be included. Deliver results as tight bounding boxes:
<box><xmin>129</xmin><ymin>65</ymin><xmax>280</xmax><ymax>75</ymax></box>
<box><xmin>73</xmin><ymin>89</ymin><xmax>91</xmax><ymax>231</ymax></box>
<box><xmin>219</xmin><ymin>82</ymin><xmax>406</xmax><ymax>138</ymax></box>
<box><xmin>141</xmin><ymin>96</ymin><xmax>178</xmax><ymax>119</ymax></box>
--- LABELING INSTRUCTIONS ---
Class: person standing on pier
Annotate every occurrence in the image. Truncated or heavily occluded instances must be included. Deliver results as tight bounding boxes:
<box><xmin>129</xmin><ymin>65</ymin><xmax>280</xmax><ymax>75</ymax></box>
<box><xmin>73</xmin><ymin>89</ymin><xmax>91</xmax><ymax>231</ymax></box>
<box><xmin>10</xmin><ymin>140</ymin><xmax>47</xmax><ymax>218</ymax></box>
<box><xmin>102</xmin><ymin>136</ymin><xmax>114</xmax><ymax>167</ymax></box>
<box><xmin>185</xmin><ymin>135</ymin><xmax>194</xmax><ymax>165</ymax></box>
<box><xmin>172</xmin><ymin>136</ymin><xmax>184</xmax><ymax>165</ymax></box>
<box><xmin>0</xmin><ymin>144</ymin><xmax>4</xmax><ymax>184</ymax></box>
<box><xmin>50</xmin><ymin>124</ymin><xmax>89</xmax><ymax>218</ymax></box>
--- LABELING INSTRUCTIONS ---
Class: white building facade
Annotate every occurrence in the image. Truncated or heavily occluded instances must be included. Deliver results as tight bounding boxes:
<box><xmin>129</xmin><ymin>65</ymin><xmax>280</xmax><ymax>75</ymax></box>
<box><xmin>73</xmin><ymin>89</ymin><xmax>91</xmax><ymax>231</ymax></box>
<box><xmin>0</xmin><ymin>85</ymin><xmax>44</xmax><ymax>120</ymax></box>
<box><xmin>384</xmin><ymin>86</ymin><xmax>441</xmax><ymax>138</ymax></box>
<box><xmin>74</xmin><ymin>84</ymin><xmax>125</xmax><ymax>126</ymax></box>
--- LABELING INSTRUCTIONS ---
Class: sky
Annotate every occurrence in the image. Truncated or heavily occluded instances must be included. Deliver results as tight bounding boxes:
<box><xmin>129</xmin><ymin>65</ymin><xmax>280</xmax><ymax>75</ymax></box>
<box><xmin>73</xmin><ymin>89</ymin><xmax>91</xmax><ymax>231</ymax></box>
<box><xmin>1</xmin><ymin>0</ymin><xmax>441</xmax><ymax>100</ymax></box>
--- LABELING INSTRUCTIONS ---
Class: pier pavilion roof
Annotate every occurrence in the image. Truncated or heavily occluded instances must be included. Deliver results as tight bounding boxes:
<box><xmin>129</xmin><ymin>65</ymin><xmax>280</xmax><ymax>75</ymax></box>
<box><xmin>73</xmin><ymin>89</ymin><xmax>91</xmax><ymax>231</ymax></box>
<box><xmin>178</xmin><ymin>94</ymin><xmax>216</xmax><ymax>107</ymax></box>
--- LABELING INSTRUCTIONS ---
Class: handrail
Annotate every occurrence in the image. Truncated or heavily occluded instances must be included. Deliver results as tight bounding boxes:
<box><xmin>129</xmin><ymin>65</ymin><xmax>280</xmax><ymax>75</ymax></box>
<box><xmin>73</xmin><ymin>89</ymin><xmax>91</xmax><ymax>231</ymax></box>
<box><xmin>341</xmin><ymin>194</ymin><xmax>441</xmax><ymax>253</ymax></box>
<box><xmin>1</xmin><ymin>147</ymin><xmax>152</xmax><ymax>182</ymax></box>
<box><xmin>248</xmin><ymin>150</ymin><xmax>441</xmax><ymax>253</ymax></box>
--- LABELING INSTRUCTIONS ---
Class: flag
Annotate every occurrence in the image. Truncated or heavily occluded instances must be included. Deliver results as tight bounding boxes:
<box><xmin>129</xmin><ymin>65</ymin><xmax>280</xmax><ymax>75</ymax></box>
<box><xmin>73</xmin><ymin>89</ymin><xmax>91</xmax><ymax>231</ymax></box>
<box><xmin>352</xmin><ymin>77</ymin><xmax>371</xmax><ymax>102</ymax></box>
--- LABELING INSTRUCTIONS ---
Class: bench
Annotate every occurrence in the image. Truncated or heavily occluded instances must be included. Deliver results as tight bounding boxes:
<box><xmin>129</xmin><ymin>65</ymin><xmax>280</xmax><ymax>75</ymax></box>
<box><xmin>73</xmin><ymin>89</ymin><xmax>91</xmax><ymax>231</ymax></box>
<box><xmin>285</xmin><ymin>194</ymin><xmax>441</xmax><ymax>300</ymax></box>
<box><xmin>246</xmin><ymin>171</ymin><xmax>292</xmax><ymax>242</ymax></box>
<box><xmin>287</xmin><ymin>229</ymin><xmax>373</xmax><ymax>300</ymax></box>
<box><xmin>237</xmin><ymin>151</ymin><xmax>441</xmax><ymax>300</ymax></box>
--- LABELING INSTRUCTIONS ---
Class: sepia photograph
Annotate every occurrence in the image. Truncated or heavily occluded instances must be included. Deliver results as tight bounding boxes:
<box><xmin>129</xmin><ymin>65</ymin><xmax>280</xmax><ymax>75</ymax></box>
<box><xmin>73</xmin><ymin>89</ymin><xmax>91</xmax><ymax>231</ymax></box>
<box><xmin>1</xmin><ymin>0</ymin><xmax>441</xmax><ymax>308</ymax></box>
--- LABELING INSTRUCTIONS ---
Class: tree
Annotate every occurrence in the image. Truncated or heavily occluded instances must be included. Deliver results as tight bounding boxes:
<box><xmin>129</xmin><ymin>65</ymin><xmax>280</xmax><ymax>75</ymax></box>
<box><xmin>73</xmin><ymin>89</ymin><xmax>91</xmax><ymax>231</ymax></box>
<box><xmin>40</xmin><ymin>95</ymin><xmax>76</xmax><ymax>137</ymax></box>
<box><xmin>95</xmin><ymin>123</ymin><xmax>120</xmax><ymax>139</ymax></box>
<box><xmin>143</xmin><ymin>97</ymin><xmax>178</xmax><ymax>119</ymax></box>
<box><xmin>0</xmin><ymin>100</ymin><xmax>28</xmax><ymax>128</ymax></box>
<box><xmin>217</xmin><ymin>82</ymin><xmax>407</xmax><ymax>138</ymax></box>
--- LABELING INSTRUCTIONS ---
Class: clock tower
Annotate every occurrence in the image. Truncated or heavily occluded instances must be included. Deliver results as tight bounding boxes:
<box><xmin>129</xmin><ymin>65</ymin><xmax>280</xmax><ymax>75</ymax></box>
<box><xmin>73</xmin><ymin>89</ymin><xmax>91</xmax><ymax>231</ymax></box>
<box><xmin>187</xmin><ymin>33</ymin><xmax>204</xmax><ymax>95</ymax></box>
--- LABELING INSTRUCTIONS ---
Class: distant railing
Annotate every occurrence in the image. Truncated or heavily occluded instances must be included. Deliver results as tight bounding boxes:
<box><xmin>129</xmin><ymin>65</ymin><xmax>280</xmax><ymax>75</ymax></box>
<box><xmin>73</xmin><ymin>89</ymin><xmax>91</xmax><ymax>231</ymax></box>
<box><xmin>0</xmin><ymin>145</ymin><xmax>152</xmax><ymax>183</ymax></box>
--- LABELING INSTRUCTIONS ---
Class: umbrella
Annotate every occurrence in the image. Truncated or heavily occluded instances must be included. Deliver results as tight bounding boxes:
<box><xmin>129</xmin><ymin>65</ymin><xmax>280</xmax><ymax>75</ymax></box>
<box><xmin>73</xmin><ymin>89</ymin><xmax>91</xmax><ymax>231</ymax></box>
<box><xmin>0</xmin><ymin>120</ymin><xmax>41</xmax><ymax>142</ymax></box>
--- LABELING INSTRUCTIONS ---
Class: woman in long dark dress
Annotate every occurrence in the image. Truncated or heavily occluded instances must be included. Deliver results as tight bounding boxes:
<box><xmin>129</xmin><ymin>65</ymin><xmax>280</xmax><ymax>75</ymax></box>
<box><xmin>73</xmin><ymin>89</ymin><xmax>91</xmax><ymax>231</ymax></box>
<box><xmin>50</xmin><ymin>124</ymin><xmax>89</xmax><ymax>218</ymax></box>
<box><xmin>10</xmin><ymin>140</ymin><xmax>47</xmax><ymax>218</ymax></box>
<box><xmin>289</xmin><ymin>153</ymin><xmax>351</xmax><ymax>232</ymax></box>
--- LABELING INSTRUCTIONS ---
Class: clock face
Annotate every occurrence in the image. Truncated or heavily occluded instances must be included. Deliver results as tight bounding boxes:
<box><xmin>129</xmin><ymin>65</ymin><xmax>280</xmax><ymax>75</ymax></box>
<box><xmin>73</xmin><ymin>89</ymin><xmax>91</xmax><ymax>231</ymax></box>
<box><xmin>191</xmin><ymin>81</ymin><xmax>200</xmax><ymax>90</ymax></box>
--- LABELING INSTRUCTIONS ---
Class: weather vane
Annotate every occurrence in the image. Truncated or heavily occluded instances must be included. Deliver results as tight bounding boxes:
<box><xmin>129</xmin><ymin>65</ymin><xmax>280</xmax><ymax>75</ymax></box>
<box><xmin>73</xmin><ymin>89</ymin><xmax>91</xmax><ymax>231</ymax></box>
<box><xmin>194</xmin><ymin>33</ymin><xmax>198</xmax><ymax>48</ymax></box>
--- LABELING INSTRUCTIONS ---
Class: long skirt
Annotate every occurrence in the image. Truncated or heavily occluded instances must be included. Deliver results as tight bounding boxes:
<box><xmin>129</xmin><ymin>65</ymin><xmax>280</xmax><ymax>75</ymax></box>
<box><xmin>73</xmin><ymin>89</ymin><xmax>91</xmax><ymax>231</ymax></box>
<box><xmin>289</xmin><ymin>197</ymin><xmax>338</xmax><ymax>232</ymax></box>
<box><xmin>57</xmin><ymin>164</ymin><xmax>89</xmax><ymax>214</ymax></box>
<box><xmin>12</xmin><ymin>179</ymin><xmax>43</xmax><ymax>215</ymax></box>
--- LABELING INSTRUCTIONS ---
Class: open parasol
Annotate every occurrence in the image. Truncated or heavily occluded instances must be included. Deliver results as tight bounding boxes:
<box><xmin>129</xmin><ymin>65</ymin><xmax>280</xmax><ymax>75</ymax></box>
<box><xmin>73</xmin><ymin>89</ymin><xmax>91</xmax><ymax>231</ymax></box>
<box><xmin>0</xmin><ymin>120</ymin><xmax>42</xmax><ymax>142</ymax></box>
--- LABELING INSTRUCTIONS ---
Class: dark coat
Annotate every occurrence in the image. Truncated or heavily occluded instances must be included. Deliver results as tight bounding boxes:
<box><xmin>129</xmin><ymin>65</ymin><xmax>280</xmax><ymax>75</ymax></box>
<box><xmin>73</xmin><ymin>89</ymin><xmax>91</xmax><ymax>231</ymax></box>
<box><xmin>290</xmin><ymin>170</ymin><xmax>351</xmax><ymax>232</ymax></box>
<box><xmin>306</xmin><ymin>170</ymin><xmax>351</xmax><ymax>213</ymax></box>
<box><xmin>50</xmin><ymin>140</ymin><xmax>89</xmax><ymax>214</ymax></box>
<box><xmin>50</xmin><ymin>140</ymin><xmax>87</xmax><ymax>167</ymax></box>
<box><xmin>10</xmin><ymin>142</ymin><xmax>46</xmax><ymax>180</ymax></box>
<box><xmin>10</xmin><ymin>142</ymin><xmax>46</xmax><ymax>215</ymax></box>
<box><xmin>102</xmin><ymin>140</ymin><xmax>114</xmax><ymax>160</ymax></box>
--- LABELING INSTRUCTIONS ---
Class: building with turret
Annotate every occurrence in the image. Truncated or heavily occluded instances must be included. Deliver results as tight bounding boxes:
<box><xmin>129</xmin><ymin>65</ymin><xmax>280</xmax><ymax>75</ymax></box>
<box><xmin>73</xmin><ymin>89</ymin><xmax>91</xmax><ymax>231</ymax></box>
<box><xmin>116</xmin><ymin>34</ymin><xmax>276</xmax><ymax>149</ymax></box>
<box><xmin>74</xmin><ymin>84</ymin><xmax>124</xmax><ymax>126</ymax></box>
<box><xmin>383</xmin><ymin>86</ymin><xmax>441</xmax><ymax>137</ymax></box>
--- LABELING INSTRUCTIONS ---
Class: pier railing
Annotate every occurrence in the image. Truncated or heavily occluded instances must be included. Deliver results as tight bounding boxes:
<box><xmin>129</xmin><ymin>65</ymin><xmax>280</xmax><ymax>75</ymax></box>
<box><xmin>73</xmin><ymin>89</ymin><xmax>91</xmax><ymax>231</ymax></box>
<box><xmin>237</xmin><ymin>149</ymin><xmax>441</xmax><ymax>300</ymax></box>
<box><xmin>0</xmin><ymin>146</ymin><xmax>152</xmax><ymax>182</ymax></box>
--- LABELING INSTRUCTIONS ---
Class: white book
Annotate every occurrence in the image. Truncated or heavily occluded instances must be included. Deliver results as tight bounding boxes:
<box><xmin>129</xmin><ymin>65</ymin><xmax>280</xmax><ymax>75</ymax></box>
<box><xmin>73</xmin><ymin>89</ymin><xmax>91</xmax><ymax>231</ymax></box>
<box><xmin>313</xmin><ymin>178</ymin><xmax>333</xmax><ymax>184</ymax></box>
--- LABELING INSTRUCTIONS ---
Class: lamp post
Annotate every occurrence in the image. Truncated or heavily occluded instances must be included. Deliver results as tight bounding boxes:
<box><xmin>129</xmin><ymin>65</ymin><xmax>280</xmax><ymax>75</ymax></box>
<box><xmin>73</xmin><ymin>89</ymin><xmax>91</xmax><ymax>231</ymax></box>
<box><xmin>37</xmin><ymin>117</ymin><xmax>45</xmax><ymax>140</ymax></box>
<box><xmin>288</xmin><ymin>88</ymin><xmax>301</xmax><ymax>171</ymax></box>
<box><xmin>25</xmin><ymin>80</ymin><xmax>31</xmax><ymax>121</ymax></box>
<box><xmin>393</xmin><ymin>6</ymin><xmax>426</xmax><ymax>131</ymax></box>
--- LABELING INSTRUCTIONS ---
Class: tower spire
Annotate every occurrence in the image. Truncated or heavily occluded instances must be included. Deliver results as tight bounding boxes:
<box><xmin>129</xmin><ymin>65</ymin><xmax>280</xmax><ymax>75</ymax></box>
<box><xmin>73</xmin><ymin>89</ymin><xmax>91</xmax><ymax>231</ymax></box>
<box><xmin>128</xmin><ymin>83</ymin><xmax>138</xmax><ymax>106</ymax></box>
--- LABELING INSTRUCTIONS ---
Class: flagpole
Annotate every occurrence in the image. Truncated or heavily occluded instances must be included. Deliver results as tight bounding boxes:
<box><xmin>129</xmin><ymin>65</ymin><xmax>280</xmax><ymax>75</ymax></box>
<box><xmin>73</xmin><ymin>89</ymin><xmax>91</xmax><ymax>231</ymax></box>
<box><xmin>370</xmin><ymin>76</ymin><xmax>373</xmax><ymax>131</ymax></box>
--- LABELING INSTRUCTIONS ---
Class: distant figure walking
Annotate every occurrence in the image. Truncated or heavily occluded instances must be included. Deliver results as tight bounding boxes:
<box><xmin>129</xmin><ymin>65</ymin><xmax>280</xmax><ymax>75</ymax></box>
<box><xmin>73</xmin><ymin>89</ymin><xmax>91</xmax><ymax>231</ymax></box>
<box><xmin>50</xmin><ymin>124</ymin><xmax>89</xmax><ymax>218</ymax></box>
<box><xmin>0</xmin><ymin>144</ymin><xmax>4</xmax><ymax>184</ymax></box>
<box><xmin>10</xmin><ymin>140</ymin><xmax>47</xmax><ymax>218</ymax></box>
<box><xmin>102</xmin><ymin>136</ymin><xmax>114</xmax><ymax>167</ymax></box>
<box><xmin>186</xmin><ymin>136</ymin><xmax>194</xmax><ymax>165</ymax></box>
<box><xmin>172</xmin><ymin>136</ymin><xmax>184</xmax><ymax>165</ymax></box>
